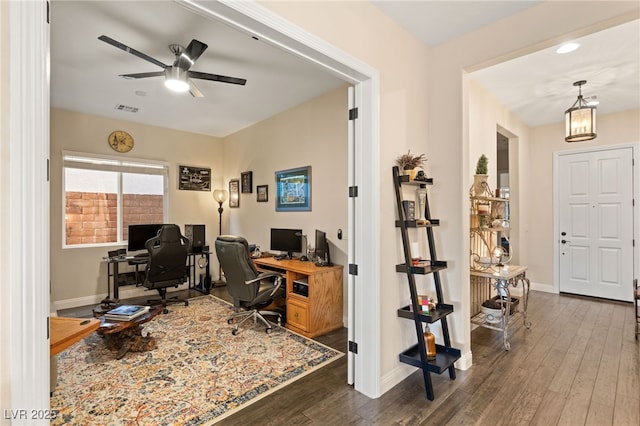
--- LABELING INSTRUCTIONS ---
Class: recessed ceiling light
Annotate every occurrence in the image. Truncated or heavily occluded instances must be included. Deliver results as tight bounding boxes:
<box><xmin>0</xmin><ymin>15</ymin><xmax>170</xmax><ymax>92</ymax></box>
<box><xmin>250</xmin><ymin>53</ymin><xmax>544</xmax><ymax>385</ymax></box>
<box><xmin>556</xmin><ymin>43</ymin><xmax>580</xmax><ymax>54</ymax></box>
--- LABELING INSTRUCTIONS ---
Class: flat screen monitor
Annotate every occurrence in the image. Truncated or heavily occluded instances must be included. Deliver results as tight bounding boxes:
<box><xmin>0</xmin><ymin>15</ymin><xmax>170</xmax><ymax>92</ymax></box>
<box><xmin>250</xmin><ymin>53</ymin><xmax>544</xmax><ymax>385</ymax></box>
<box><xmin>315</xmin><ymin>229</ymin><xmax>332</xmax><ymax>266</ymax></box>
<box><xmin>270</xmin><ymin>228</ymin><xmax>302</xmax><ymax>259</ymax></box>
<box><xmin>127</xmin><ymin>224</ymin><xmax>163</xmax><ymax>252</ymax></box>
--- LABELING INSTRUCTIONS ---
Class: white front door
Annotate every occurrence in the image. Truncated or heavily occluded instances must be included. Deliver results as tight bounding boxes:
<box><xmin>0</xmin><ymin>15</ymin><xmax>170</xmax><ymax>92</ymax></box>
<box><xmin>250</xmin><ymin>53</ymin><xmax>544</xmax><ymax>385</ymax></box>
<box><xmin>558</xmin><ymin>147</ymin><xmax>634</xmax><ymax>301</ymax></box>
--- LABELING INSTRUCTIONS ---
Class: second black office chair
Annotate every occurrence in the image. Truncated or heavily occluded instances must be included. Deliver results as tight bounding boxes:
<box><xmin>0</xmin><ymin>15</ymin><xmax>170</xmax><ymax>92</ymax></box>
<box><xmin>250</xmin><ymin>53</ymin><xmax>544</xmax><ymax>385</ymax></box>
<box><xmin>215</xmin><ymin>235</ymin><xmax>284</xmax><ymax>335</ymax></box>
<box><xmin>144</xmin><ymin>224</ymin><xmax>190</xmax><ymax>313</ymax></box>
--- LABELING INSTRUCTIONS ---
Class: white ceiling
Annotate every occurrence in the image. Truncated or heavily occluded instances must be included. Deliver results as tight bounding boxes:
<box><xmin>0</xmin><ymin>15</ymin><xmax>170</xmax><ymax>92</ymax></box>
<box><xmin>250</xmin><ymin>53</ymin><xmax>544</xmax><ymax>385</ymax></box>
<box><xmin>51</xmin><ymin>1</ymin><xmax>639</xmax><ymax>137</ymax></box>
<box><xmin>50</xmin><ymin>1</ymin><xmax>346</xmax><ymax>137</ymax></box>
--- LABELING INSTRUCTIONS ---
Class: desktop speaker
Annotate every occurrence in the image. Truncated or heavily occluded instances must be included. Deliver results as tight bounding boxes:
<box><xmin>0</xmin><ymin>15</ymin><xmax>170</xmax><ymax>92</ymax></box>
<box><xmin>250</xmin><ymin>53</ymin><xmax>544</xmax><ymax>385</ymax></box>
<box><xmin>184</xmin><ymin>224</ymin><xmax>205</xmax><ymax>253</ymax></box>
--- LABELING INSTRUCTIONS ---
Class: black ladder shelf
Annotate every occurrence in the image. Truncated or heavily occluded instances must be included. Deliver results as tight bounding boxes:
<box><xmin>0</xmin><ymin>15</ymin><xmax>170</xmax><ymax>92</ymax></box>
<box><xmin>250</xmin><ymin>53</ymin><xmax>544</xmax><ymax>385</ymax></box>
<box><xmin>392</xmin><ymin>166</ymin><xmax>461</xmax><ymax>400</ymax></box>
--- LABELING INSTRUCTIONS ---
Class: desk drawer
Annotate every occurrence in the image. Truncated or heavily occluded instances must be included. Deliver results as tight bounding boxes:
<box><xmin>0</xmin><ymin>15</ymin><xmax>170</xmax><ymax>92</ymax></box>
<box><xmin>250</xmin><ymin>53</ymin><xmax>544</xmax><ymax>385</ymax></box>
<box><xmin>287</xmin><ymin>298</ymin><xmax>309</xmax><ymax>332</ymax></box>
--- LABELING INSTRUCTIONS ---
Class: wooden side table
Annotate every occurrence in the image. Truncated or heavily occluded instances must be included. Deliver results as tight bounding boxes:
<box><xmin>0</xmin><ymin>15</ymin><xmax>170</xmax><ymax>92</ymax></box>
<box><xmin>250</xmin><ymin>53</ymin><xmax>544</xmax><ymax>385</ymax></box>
<box><xmin>97</xmin><ymin>307</ymin><xmax>163</xmax><ymax>359</ymax></box>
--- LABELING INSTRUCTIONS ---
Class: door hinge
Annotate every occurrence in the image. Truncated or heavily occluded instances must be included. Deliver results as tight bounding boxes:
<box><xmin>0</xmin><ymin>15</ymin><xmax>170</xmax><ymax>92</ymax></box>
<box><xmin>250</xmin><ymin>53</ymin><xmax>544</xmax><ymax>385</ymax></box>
<box><xmin>348</xmin><ymin>340</ymin><xmax>358</xmax><ymax>354</ymax></box>
<box><xmin>348</xmin><ymin>186</ymin><xmax>358</xmax><ymax>198</ymax></box>
<box><xmin>47</xmin><ymin>159</ymin><xmax>50</xmax><ymax>182</ymax></box>
<box><xmin>46</xmin><ymin>1</ymin><xmax>50</xmax><ymax>24</ymax></box>
<box><xmin>348</xmin><ymin>107</ymin><xmax>358</xmax><ymax>121</ymax></box>
<box><xmin>47</xmin><ymin>316</ymin><xmax>50</xmax><ymax>339</ymax></box>
<box><xmin>348</xmin><ymin>264</ymin><xmax>358</xmax><ymax>275</ymax></box>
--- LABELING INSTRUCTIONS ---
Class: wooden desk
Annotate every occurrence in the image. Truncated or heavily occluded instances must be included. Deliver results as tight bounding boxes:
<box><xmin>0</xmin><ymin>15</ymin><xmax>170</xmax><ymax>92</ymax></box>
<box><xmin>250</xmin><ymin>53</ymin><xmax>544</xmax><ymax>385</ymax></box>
<box><xmin>50</xmin><ymin>317</ymin><xmax>100</xmax><ymax>356</ymax></box>
<box><xmin>102</xmin><ymin>251</ymin><xmax>211</xmax><ymax>302</ymax></box>
<box><xmin>253</xmin><ymin>257</ymin><xmax>343</xmax><ymax>338</ymax></box>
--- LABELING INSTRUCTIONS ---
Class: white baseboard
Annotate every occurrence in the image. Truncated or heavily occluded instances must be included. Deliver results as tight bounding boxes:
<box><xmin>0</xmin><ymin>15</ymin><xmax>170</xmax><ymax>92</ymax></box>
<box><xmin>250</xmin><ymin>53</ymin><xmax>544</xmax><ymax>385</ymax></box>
<box><xmin>380</xmin><ymin>363</ymin><xmax>418</xmax><ymax>395</ymax></box>
<box><xmin>456</xmin><ymin>349</ymin><xmax>473</xmax><ymax>370</ymax></box>
<box><xmin>530</xmin><ymin>281</ymin><xmax>555</xmax><ymax>293</ymax></box>
<box><xmin>53</xmin><ymin>283</ymin><xmax>190</xmax><ymax>311</ymax></box>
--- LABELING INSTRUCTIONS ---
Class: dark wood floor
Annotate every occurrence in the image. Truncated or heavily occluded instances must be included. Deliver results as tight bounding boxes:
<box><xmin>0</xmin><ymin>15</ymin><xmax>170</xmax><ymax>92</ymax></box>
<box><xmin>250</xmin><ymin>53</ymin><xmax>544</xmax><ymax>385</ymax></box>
<box><xmin>59</xmin><ymin>288</ymin><xmax>640</xmax><ymax>425</ymax></box>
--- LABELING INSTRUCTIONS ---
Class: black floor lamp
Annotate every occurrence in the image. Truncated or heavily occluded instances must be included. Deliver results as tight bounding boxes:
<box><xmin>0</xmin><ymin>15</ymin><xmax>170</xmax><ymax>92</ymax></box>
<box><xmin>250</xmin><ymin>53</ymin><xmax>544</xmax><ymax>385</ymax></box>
<box><xmin>213</xmin><ymin>188</ymin><xmax>228</xmax><ymax>285</ymax></box>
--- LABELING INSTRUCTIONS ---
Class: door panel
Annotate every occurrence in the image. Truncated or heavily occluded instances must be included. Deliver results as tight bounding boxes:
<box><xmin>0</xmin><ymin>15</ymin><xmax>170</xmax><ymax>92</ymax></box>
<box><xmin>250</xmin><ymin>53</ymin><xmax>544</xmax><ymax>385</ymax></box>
<box><xmin>559</xmin><ymin>147</ymin><xmax>633</xmax><ymax>301</ymax></box>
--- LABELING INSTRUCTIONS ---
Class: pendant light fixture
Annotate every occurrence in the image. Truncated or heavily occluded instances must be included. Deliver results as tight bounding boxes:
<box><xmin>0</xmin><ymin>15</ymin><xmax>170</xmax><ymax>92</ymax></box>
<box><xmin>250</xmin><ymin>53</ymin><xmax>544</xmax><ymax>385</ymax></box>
<box><xmin>565</xmin><ymin>80</ymin><xmax>597</xmax><ymax>142</ymax></box>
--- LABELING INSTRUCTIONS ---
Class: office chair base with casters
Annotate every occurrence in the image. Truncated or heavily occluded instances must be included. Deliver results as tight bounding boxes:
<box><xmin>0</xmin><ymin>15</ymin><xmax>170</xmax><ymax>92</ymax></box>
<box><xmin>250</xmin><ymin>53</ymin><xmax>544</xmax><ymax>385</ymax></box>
<box><xmin>227</xmin><ymin>306</ymin><xmax>281</xmax><ymax>335</ymax></box>
<box><xmin>147</xmin><ymin>287</ymin><xmax>189</xmax><ymax>314</ymax></box>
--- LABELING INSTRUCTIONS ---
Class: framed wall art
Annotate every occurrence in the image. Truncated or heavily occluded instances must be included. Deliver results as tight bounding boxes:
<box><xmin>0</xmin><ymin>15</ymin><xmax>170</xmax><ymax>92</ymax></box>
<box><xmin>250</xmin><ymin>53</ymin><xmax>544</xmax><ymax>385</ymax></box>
<box><xmin>275</xmin><ymin>166</ymin><xmax>311</xmax><ymax>211</ymax></box>
<box><xmin>229</xmin><ymin>179</ymin><xmax>240</xmax><ymax>208</ymax></box>
<box><xmin>178</xmin><ymin>164</ymin><xmax>211</xmax><ymax>191</ymax></box>
<box><xmin>241</xmin><ymin>171</ymin><xmax>253</xmax><ymax>193</ymax></box>
<box><xmin>257</xmin><ymin>185</ymin><xmax>268</xmax><ymax>202</ymax></box>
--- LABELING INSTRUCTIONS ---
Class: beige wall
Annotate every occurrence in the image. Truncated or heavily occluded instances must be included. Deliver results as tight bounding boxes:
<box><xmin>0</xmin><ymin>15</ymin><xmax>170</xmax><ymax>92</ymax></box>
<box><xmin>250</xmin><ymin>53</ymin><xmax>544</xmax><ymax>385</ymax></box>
<box><xmin>42</xmin><ymin>0</ymin><xmax>640</xmax><ymax>399</ymax></box>
<box><xmin>529</xmin><ymin>109</ymin><xmax>640</xmax><ymax>286</ymax></box>
<box><xmin>260</xmin><ymin>0</ymin><xmax>434</xmax><ymax>383</ymax></box>
<box><xmin>468</xmin><ymin>78</ymin><xmax>532</xmax><ymax>269</ymax></box>
<box><xmin>469</xmin><ymin>79</ymin><xmax>640</xmax><ymax>291</ymax></box>
<box><xmin>262</xmin><ymin>0</ymin><xmax>640</xmax><ymax>390</ymax></box>
<box><xmin>222</xmin><ymin>86</ymin><xmax>349</xmax><ymax>312</ymax></box>
<box><xmin>50</xmin><ymin>108</ymin><xmax>224</xmax><ymax>305</ymax></box>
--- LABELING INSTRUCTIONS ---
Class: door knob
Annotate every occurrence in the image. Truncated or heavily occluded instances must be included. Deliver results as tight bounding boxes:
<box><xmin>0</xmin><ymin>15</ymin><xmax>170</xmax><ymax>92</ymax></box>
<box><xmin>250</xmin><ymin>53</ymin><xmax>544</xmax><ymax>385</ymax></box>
<box><xmin>561</xmin><ymin>232</ymin><xmax>566</xmax><ymax>236</ymax></box>
<box><xmin>561</xmin><ymin>239</ymin><xmax>571</xmax><ymax>244</ymax></box>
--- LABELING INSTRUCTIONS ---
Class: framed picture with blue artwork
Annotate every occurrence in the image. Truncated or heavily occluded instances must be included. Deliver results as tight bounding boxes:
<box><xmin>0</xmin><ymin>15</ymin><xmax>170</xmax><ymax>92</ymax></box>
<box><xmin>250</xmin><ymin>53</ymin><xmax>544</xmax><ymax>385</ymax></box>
<box><xmin>275</xmin><ymin>166</ymin><xmax>311</xmax><ymax>211</ymax></box>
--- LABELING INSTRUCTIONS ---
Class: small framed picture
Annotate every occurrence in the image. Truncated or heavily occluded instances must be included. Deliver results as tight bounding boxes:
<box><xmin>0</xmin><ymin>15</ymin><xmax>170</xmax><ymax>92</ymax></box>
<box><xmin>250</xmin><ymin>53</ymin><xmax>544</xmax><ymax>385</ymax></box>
<box><xmin>241</xmin><ymin>171</ymin><xmax>253</xmax><ymax>193</ymax></box>
<box><xmin>257</xmin><ymin>185</ymin><xmax>268</xmax><ymax>202</ymax></box>
<box><xmin>229</xmin><ymin>179</ymin><xmax>240</xmax><ymax>208</ymax></box>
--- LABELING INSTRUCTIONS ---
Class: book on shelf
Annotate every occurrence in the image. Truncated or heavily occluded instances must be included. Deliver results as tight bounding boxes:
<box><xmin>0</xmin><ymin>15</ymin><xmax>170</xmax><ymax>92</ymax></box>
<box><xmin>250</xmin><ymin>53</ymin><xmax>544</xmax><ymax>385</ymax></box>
<box><xmin>104</xmin><ymin>305</ymin><xmax>150</xmax><ymax>321</ymax></box>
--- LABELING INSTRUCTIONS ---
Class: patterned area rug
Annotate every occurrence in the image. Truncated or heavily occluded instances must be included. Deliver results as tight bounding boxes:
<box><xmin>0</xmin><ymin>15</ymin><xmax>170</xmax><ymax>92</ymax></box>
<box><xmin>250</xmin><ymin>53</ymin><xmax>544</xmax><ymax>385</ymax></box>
<box><xmin>50</xmin><ymin>296</ymin><xmax>343</xmax><ymax>425</ymax></box>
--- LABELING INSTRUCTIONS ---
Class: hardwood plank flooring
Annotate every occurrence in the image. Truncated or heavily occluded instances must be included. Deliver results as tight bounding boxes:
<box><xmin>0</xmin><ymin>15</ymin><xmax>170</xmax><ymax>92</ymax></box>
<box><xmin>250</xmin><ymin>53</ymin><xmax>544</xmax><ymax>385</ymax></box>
<box><xmin>58</xmin><ymin>289</ymin><xmax>640</xmax><ymax>425</ymax></box>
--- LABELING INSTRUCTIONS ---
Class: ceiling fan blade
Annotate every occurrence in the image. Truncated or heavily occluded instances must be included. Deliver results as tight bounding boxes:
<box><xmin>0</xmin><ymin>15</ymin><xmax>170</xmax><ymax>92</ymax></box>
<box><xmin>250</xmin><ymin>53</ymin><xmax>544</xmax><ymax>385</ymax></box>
<box><xmin>119</xmin><ymin>71</ymin><xmax>165</xmax><ymax>79</ymax></box>
<box><xmin>175</xmin><ymin>39</ymin><xmax>208</xmax><ymax>70</ymax></box>
<box><xmin>188</xmin><ymin>70</ymin><xmax>247</xmax><ymax>86</ymax></box>
<box><xmin>98</xmin><ymin>35</ymin><xmax>167</xmax><ymax>69</ymax></box>
<box><xmin>188</xmin><ymin>79</ymin><xmax>204</xmax><ymax>98</ymax></box>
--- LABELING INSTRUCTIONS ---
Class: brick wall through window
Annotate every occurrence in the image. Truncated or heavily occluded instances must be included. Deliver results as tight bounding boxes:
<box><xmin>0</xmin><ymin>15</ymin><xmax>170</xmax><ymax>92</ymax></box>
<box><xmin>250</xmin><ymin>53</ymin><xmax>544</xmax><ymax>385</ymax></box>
<box><xmin>65</xmin><ymin>191</ymin><xmax>164</xmax><ymax>245</ymax></box>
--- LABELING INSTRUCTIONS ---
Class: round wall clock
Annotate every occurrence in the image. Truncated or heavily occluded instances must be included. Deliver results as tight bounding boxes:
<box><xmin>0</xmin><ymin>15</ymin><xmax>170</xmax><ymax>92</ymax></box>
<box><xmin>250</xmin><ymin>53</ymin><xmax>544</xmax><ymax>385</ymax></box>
<box><xmin>108</xmin><ymin>130</ymin><xmax>134</xmax><ymax>153</ymax></box>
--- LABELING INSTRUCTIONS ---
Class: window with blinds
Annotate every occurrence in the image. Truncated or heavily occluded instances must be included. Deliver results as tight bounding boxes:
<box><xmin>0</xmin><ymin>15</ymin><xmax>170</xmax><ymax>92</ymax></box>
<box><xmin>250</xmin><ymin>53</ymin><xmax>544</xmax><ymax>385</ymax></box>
<box><xmin>62</xmin><ymin>152</ymin><xmax>169</xmax><ymax>247</ymax></box>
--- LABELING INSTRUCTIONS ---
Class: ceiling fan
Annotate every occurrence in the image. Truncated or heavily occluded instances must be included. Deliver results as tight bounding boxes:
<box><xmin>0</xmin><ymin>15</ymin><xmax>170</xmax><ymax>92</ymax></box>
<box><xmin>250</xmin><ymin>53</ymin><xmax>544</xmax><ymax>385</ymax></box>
<box><xmin>98</xmin><ymin>35</ymin><xmax>247</xmax><ymax>97</ymax></box>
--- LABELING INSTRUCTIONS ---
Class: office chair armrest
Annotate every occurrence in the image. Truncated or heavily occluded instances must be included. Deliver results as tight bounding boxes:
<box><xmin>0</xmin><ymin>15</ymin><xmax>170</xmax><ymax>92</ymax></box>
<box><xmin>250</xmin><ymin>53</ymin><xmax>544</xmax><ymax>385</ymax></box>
<box><xmin>245</xmin><ymin>272</ymin><xmax>283</xmax><ymax>297</ymax></box>
<box><xmin>244</xmin><ymin>271</ymin><xmax>281</xmax><ymax>285</ymax></box>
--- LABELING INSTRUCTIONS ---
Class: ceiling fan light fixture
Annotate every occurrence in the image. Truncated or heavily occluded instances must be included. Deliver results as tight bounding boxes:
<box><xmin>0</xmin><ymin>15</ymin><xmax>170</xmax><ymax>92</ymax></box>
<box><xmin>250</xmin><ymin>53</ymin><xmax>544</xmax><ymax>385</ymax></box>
<box><xmin>565</xmin><ymin>80</ymin><xmax>597</xmax><ymax>143</ymax></box>
<box><xmin>164</xmin><ymin>66</ymin><xmax>189</xmax><ymax>92</ymax></box>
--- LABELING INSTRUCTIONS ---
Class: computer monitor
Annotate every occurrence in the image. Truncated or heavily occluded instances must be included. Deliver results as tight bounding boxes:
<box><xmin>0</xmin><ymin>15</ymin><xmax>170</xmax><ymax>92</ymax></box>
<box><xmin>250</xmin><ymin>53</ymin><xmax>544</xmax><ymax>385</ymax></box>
<box><xmin>270</xmin><ymin>228</ymin><xmax>302</xmax><ymax>259</ymax></box>
<box><xmin>315</xmin><ymin>229</ymin><xmax>332</xmax><ymax>266</ymax></box>
<box><xmin>127</xmin><ymin>224</ymin><xmax>163</xmax><ymax>252</ymax></box>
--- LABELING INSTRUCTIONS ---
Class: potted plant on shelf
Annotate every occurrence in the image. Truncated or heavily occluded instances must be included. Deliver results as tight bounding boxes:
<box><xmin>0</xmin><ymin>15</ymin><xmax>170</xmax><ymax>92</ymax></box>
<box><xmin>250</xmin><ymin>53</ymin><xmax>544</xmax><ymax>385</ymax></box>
<box><xmin>473</xmin><ymin>154</ymin><xmax>489</xmax><ymax>196</ymax></box>
<box><xmin>395</xmin><ymin>150</ymin><xmax>427</xmax><ymax>180</ymax></box>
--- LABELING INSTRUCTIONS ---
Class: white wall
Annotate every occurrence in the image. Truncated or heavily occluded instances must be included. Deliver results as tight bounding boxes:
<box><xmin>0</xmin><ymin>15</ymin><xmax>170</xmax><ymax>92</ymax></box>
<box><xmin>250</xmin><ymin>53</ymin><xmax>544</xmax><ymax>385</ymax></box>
<box><xmin>50</xmin><ymin>108</ymin><xmax>224</xmax><ymax>307</ymax></box>
<box><xmin>222</xmin><ymin>86</ymin><xmax>349</xmax><ymax>315</ymax></box>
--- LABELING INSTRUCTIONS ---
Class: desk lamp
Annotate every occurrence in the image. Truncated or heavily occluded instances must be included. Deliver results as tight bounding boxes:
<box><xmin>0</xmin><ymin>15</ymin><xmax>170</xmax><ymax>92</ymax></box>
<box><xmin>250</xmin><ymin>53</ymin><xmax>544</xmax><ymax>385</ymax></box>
<box><xmin>213</xmin><ymin>188</ymin><xmax>229</xmax><ymax>284</ymax></box>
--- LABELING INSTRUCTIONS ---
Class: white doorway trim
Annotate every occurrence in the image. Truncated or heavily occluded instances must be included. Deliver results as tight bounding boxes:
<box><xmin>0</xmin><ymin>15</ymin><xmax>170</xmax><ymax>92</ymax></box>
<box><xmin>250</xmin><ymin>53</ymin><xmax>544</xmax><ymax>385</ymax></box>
<box><xmin>184</xmin><ymin>0</ymin><xmax>382</xmax><ymax>397</ymax></box>
<box><xmin>3</xmin><ymin>0</ymin><xmax>51</xmax><ymax>413</ymax></box>
<box><xmin>552</xmin><ymin>143</ymin><xmax>639</xmax><ymax>295</ymax></box>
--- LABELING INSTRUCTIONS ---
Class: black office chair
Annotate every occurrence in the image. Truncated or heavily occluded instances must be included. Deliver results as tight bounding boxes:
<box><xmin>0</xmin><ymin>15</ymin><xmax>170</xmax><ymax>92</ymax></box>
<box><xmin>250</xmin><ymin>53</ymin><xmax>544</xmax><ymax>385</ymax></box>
<box><xmin>144</xmin><ymin>224</ymin><xmax>190</xmax><ymax>313</ymax></box>
<box><xmin>215</xmin><ymin>235</ymin><xmax>284</xmax><ymax>335</ymax></box>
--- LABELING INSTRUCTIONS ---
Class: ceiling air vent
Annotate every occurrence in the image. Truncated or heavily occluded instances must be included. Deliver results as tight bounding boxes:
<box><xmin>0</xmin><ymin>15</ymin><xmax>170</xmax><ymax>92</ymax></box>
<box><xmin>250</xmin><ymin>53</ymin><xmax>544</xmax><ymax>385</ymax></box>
<box><xmin>114</xmin><ymin>104</ymin><xmax>139</xmax><ymax>113</ymax></box>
